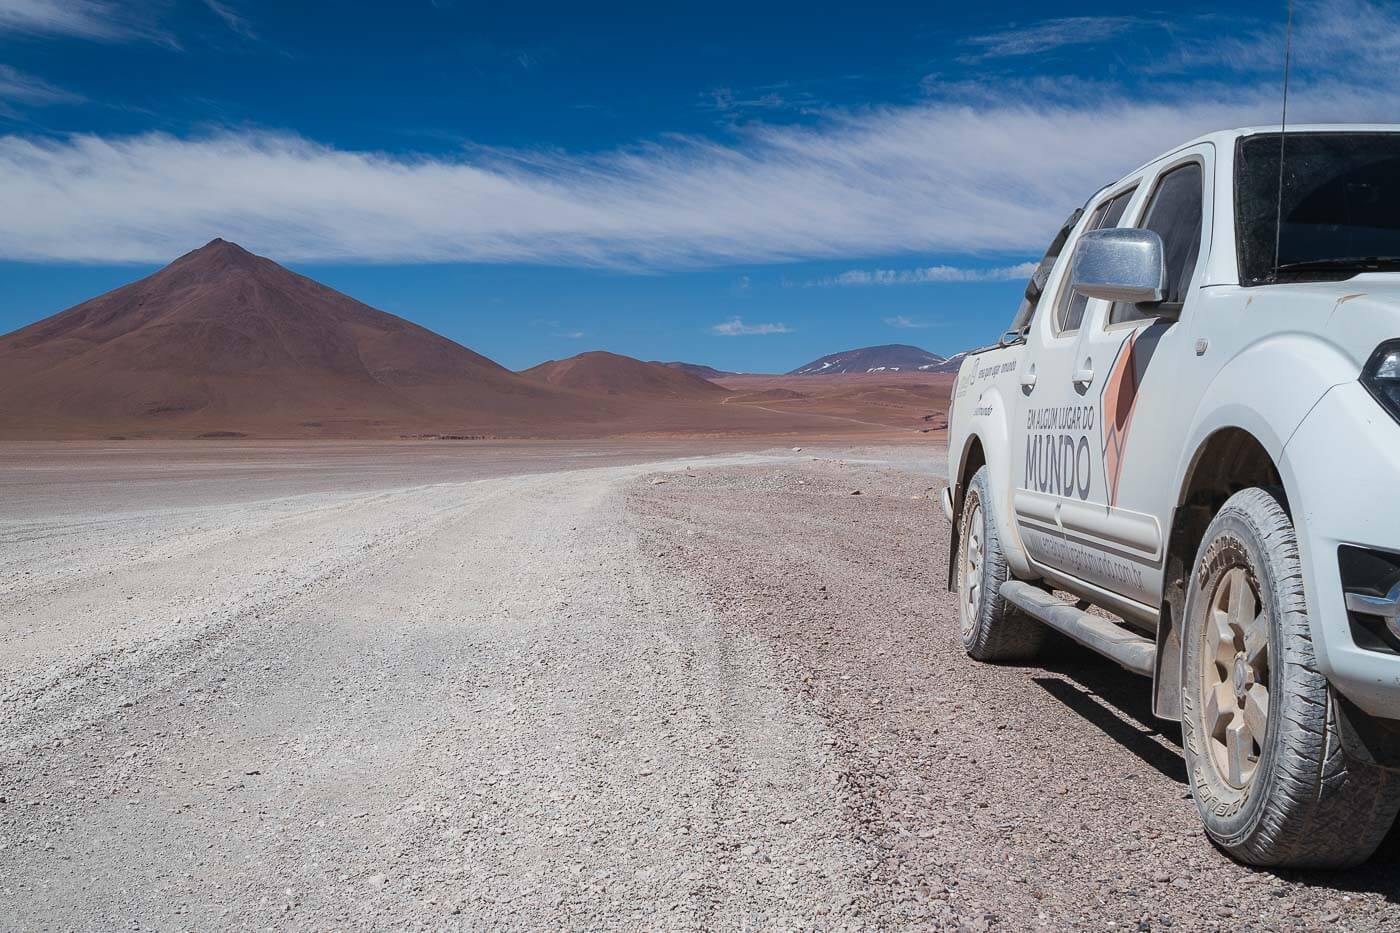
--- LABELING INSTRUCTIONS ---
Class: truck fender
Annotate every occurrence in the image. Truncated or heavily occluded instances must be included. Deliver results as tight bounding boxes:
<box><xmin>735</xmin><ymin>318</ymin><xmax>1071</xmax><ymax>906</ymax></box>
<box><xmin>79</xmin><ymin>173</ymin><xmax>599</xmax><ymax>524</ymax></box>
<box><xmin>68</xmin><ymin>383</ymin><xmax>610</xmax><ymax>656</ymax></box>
<box><xmin>1181</xmin><ymin>332</ymin><xmax>1355</xmax><ymax>468</ymax></box>
<box><xmin>1151</xmin><ymin>334</ymin><xmax>1349</xmax><ymax>718</ymax></box>
<box><xmin>946</xmin><ymin>382</ymin><xmax>1029</xmax><ymax>591</ymax></box>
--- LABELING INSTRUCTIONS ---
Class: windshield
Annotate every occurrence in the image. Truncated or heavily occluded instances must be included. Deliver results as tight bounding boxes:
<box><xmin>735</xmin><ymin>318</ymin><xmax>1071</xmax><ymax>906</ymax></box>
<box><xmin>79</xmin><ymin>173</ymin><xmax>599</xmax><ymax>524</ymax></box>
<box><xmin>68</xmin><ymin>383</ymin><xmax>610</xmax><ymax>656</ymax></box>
<box><xmin>1236</xmin><ymin>132</ymin><xmax>1400</xmax><ymax>285</ymax></box>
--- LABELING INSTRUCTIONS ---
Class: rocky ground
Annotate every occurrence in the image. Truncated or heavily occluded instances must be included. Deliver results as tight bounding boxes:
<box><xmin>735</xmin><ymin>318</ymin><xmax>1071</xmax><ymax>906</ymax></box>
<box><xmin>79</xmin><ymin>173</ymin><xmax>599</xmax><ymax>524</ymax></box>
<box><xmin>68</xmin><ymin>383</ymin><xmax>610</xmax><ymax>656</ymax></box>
<box><xmin>1</xmin><ymin>443</ymin><xmax>1396</xmax><ymax>930</ymax></box>
<box><xmin>627</xmin><ymin>453</ymin><xmax>1400</xmax><ymax>931</ymax></box>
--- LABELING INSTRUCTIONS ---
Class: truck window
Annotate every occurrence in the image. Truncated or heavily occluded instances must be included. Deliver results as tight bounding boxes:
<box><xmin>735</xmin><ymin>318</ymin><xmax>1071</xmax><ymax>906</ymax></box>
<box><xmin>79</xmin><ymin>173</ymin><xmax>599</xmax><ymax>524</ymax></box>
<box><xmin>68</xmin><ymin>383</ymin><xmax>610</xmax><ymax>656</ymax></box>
<box><xmin>1110</xmin><ymin>162</ymin><xmax>1203</xmax><ymax>325</ymax></box>
<box><xmin>1006</xmin><ymin>207</ymin><xmax>1083</xmax><ymax>336</ymax></box>
<box><xmin>1054</xmin><ymin>187</ymin><xmax>1136</xmax><ymax>334</ymax></box>
<box><xmin>1236</xmin><ymin>132</ymin><xmax>1400</xmax><ymax>285</ymax></box>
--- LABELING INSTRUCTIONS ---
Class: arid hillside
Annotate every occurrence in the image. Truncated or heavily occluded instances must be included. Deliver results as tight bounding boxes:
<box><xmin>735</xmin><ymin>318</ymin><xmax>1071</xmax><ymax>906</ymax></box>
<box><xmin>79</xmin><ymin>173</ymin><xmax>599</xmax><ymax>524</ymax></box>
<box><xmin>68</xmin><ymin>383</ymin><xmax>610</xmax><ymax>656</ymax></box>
<box><xmin>652</xmin><ymin>361</ymin><xmax>734</xmax><ymax>379</ymax></box>
<box><xmin>718</xmin><ymin>371</ymin><xmax>954</xmax><ymax>433</ymax></box>
<box><xmin>0</xmin><ymin>239</ymin><xmax>626</xmax><ymax>439</ymax></box>
<box><xmin>521</xmin><ymin>351</ymin><xmax>727</xmax><ymax>398</ymax></box>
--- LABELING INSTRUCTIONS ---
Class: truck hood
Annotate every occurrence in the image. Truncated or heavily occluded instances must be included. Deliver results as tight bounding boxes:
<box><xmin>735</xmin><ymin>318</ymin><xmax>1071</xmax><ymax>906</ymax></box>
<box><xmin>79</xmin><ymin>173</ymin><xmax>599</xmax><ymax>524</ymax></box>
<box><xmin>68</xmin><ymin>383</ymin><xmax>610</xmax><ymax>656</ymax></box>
<box><xmin>1320</xmin><ymin>276</ymin><xmax>1400</xmax><ymax>371</ymax></box>
<box><xmin>1254</xmin><ymin>275</ymin><xmax>1400</xmax><ymax>372</ymax></box>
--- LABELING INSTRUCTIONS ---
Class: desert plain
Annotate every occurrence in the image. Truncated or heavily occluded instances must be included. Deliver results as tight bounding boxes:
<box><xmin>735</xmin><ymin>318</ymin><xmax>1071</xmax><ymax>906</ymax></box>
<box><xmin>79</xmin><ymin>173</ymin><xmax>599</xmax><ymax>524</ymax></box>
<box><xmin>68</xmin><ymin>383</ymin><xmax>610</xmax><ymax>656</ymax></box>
<box><xmin>3</xmin><ymin>437</ymin><xmax>1398</xmax><ymax>931</ymax></box>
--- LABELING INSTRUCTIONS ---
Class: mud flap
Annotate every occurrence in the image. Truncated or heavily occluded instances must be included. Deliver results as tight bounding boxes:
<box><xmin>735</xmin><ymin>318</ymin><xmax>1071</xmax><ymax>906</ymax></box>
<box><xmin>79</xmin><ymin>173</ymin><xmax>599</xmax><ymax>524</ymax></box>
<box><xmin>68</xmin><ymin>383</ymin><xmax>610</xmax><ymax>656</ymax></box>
<box><xmin>944</xmin><ymin>485</ymin><xmax>960</xmax><ymax>593</ymax></box>
<box><xmin>1152</xmin><ymin>512</ymin><xmax>1194</xmax><ymax>722</ymax></box>
<box><xmin>1152</xmin><ymin>601</ymin><xmax>1183</xmax><ymax>721</ymax></box>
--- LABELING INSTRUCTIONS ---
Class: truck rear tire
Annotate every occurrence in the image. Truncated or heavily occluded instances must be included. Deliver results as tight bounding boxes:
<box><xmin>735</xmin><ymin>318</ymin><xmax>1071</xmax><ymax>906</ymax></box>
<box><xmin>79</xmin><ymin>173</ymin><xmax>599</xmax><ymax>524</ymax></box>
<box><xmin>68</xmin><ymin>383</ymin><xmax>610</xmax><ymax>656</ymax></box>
<box><xmin>957</xmin><ymin>466</ymin><xmax>1045</xmax><ymax>662</ymax></box>
<box><xmin>1181</xmin><ymin>487</ymin><xmax>1400</xmax><ymax>867</ymax></box>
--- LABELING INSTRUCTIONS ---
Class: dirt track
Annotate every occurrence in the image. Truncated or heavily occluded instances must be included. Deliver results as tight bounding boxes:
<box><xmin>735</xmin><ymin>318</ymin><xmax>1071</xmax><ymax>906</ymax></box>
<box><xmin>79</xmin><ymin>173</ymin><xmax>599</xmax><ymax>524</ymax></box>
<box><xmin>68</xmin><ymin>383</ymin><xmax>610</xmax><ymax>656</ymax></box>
<box><xmin>2</xmin><ymin>443</ymin><xmax>1396</xmax><ymax>930</ymax></box>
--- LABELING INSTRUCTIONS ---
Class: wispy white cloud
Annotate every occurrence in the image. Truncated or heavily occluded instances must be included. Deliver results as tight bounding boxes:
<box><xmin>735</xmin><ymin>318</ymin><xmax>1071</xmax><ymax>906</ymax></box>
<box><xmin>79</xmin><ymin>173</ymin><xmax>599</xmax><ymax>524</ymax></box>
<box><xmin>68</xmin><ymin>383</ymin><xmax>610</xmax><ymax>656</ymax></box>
<box><xmin>202</xmin><ymin>0</ymin><xmax>257</xmax><ymax>40</ymax></box>
<box><xmin>0</xmin><ymin>64</ymin><xmax>81</xmax><ymax>107</ymax></box>
<box><xmin>704</xmin><ymin>88</ymin><xmax>789</xmax><ymax>112</ymax></box>
<box><xmin>702</xmin><ymin>82</ymin><xmax>824</xmax><ymax>119</ymax></box>
<box><xmin>530</xmin><ymin>318</ymin><xmax>583</xmax><ymax>338</ymax></box>
<box><xmin>884</xmin><ymin>315</ymin><xmax>938</xmax><ymax>329</ymax></box>
<box><xmin>0</xmin><ymin>0</ymin><xmax>170</xmax><ymax>43</ymax></box>
<box><xmin>814</xmin><ymin>262</ymin><xmax>1037</xmax><ymax>287</ymax></box>
<box><xmin>1148</xmin><ymin>0</ymin><xmax>1400</xmax><ymax>80</ymax></box>
<box><xmin>969</xmin><ymin>1</ymin><xmax>1400</xmax><ymax>83</ymax></box>
<box><xmin>0</xmin><ymin>86</ymin><xmax>1372</xmax><ymax>266</ymax></box>
<box><xmin>712</xmin><ymin>317</ymin><xmax>790</xmax><ymax>336</ymax></box>
<box><xmin>964</xmin><ymin>15</ymin><xmax>1147</xmax><ymax>60</ymax></box>
<box><xmin>0</xmin><ymin>1</ymin><xmax>1396</xmax><ymax>266</ymax></box>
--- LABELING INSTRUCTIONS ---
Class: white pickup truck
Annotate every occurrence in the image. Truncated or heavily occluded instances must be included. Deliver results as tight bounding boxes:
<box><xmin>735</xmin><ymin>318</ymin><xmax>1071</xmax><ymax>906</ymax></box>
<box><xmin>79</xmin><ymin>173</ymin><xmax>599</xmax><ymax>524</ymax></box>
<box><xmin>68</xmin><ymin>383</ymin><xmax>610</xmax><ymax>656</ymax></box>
<box><xmin>943</xmin><ymin>125</ymin><xmax>1400</xmax><ymax>868</ymax></box>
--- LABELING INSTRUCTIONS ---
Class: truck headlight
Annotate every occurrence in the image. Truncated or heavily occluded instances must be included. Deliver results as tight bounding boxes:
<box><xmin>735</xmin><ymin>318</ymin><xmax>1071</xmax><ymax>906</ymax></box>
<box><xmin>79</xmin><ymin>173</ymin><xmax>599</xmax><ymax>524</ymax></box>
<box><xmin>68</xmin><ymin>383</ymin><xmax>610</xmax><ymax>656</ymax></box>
<box><xmin>1362</xmin><ymin>341</ymin><xmax>1400</xmax><ymax>424</ymax></box>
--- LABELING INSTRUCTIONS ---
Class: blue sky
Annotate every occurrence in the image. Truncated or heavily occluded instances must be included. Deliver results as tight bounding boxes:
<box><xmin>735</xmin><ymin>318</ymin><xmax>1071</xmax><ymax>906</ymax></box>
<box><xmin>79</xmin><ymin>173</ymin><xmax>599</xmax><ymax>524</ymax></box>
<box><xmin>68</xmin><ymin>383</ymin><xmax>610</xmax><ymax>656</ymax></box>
<box><xmin>2</xmin><ymin>0</ymin><xmax>1398</xmax><ymax>371</ymax></box>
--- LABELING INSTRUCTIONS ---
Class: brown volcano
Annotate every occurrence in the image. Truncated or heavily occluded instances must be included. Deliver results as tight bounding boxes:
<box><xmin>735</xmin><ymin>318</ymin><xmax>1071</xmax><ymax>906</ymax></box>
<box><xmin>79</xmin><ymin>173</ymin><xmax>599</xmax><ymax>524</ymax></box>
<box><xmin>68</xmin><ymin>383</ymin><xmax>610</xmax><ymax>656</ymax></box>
<box><xmin>520</xmin><ymin>351</ymin><xmax>727</xmax><ymax>398</ymax></box>
<box><xmin>0</xmin><ymin>239</ymin><xmax>620</xmax><ymax>438</ymax></box>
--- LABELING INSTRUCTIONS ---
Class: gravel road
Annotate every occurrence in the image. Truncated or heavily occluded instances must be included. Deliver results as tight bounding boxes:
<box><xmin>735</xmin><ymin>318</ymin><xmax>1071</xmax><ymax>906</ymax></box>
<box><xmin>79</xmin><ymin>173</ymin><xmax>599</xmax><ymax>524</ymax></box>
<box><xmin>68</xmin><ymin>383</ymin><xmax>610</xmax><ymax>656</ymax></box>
<box><xmin>2</xmin><ymin>444</ymin><xmax>1396</xmax><ymax>930</ymax></box>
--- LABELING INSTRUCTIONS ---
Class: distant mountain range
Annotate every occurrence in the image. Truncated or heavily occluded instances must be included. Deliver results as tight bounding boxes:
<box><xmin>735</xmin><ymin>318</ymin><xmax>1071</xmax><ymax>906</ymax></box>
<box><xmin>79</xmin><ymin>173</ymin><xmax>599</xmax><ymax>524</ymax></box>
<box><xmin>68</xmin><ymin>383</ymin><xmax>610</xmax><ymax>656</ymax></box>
<box><xmin>0</xmin><ymin>241</ymin><xmax>965</xmax><ymax>438</ymax></box>
<box><xmin>651</xmin><ymin>361</ymin><xmax>734</xmax><ymax>379</ymax></box>
<box><xmin>787</xmin><ymin>344</ymin><xmax>960</xmax><ymax>375</ymax></box>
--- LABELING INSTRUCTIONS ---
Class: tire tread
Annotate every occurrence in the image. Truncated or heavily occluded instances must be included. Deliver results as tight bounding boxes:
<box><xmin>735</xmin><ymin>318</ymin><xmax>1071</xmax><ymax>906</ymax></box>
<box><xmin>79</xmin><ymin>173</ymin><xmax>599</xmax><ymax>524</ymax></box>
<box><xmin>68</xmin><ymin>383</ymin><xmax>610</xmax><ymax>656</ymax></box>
<box><xmin>1190</xmin><ymin>486</ymin><xmax>1400</xmax><ymax>868</ymax></box>
<box><xmin>959</xmin><ymin>468</ymin><xmax>1045</xmax><ymax>663</ymax></box>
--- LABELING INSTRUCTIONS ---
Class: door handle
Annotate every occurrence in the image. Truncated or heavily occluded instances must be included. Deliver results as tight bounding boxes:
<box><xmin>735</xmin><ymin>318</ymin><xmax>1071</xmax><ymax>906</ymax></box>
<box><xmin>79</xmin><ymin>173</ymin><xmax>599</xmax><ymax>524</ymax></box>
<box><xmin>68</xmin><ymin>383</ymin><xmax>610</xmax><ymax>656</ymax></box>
<box><xmin>1021</xmin><ymin>367</ymin><xmax>1038</xmax><ymax>391</ymax></box>
<box><xmin>1072</xmin><ymin>363</ymin><xmax>1094</xmax><ymax>387</ymax></box>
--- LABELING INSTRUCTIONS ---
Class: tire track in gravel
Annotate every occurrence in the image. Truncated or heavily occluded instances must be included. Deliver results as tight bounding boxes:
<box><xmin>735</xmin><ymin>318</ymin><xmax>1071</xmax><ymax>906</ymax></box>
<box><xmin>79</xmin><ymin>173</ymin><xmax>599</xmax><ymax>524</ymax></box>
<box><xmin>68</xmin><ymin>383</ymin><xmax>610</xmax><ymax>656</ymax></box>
<box><xmin>1</xmin><ymin>452</ymin><xmax>877</xmax><ymax>931</ymax></box>
<box><xmin>626</xmin><ymin>451</ymin><xmax>1400</xmax><ymax>932</ymax></box>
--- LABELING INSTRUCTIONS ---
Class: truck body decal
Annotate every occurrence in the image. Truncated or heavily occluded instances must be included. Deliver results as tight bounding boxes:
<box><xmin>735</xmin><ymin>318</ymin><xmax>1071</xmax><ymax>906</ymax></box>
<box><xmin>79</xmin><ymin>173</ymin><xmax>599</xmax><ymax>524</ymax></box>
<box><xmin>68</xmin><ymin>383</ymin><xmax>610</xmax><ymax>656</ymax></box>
<box><xmin>1024</xmin><ymin>406</ymin><xmax>1094</xmax><ymax>500</ymax></box>
<box><xmin>1099</xmin><ymin>326</ymin><xmax>1165</xmax><ymax>506</ymax></box>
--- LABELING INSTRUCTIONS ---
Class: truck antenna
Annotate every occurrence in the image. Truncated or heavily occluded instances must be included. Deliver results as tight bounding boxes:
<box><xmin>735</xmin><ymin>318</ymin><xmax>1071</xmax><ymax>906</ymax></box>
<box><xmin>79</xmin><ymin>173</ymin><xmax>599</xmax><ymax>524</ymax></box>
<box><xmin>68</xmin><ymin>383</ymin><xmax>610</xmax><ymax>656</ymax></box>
<box><xmin>1272</xmin><ymin>0</ymin><xmax>1294</xmax><ymax>281</ymax></box>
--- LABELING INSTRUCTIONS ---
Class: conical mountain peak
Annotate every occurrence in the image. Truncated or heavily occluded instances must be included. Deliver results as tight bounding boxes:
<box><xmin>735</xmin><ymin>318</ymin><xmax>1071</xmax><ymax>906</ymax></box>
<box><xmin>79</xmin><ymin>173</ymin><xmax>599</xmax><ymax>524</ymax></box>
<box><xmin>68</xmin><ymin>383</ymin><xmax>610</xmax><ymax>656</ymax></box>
<box><xmin>168</xmin><ymin>237</ymin><xmax>261</xmax><ymax>272</ymax></box>
<box><xmin>0</xmin><ymin>240</ymin><xmax>607</xmax><ymax>437</ymax></box>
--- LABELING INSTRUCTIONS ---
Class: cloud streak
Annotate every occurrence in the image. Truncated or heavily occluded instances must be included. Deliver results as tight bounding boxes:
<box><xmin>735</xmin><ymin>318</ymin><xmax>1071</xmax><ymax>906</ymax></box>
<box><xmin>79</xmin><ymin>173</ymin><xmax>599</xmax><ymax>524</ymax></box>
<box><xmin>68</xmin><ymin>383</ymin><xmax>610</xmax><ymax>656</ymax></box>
<box><xmin>814</xmin><ymin>262</ymin><xmax>1037</xmax><ymax>287</ymax></box>
<box><xmin>712</xmin><ymin>317</ymin><xmax>790</xmax><ymax>336</ymax></box>
<box><xmin>0</xmin><ymin>86</ymin><xmax>1385</xmax><ymax>267</ymax></box>
<box><xmin>202</xmin><ymin>0</ymin><xmax>257</xmax><ymax>40</ymax></box>
<box><xmin>1148</xmin><ymin>0</ymin><xmax>1400</xmax><ymax>79</ymax></box>
<box><xmin>0</xmin><ymin>2</ymin><xmax>1396</xmax><ymax>267</ymax></box>
<box><xmin>0</xmin><ymin>64</ymin><xmax>81</xmax><ymax>107</ymax></box>
<box><xmin>964</xmin><ymin>16</ymin><xmax>1147</xmax><ymax>60</ymax></box>
<box><xmin>0</xmin><ymin>0</ymin><xmax>169</xmax><ymax>43</ymax></box>
<box><xmin>884</xmin><ymin>315</ymin><xmax>936</xmax><ymax>329</ymax></box>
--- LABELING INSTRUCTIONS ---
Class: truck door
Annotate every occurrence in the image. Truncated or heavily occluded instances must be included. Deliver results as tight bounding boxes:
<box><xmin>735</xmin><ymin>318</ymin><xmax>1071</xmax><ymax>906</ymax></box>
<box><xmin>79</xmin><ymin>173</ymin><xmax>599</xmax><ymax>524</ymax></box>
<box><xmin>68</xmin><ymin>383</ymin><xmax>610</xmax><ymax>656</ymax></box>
<box><xmin>1012</xmin><ymin>183</ymin><xmax>1140</xmax><ymax>585</ymax></box>
<box><xmin>1068</xmin><ymin>149</ymin><xmax>1212</xmax><ymax>609</ymax></box>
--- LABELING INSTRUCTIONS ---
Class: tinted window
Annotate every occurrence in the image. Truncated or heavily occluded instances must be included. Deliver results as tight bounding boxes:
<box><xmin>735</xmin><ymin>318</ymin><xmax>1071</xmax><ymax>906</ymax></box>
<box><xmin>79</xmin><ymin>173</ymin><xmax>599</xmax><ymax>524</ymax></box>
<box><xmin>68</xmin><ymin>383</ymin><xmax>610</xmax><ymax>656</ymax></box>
<box><xmin>1054</xmin><ymin>187</ymin><xmax>1135</xmax><ymax>333</ymax></box>
<box><xmin>1110</xmin><ymin>163</ymin><xmax>1202</xmax><ymax>324</ymax></box>
<box><xmin>1007</xmin><ymin>207</ymin><xmax>1082</xmax><ymax>334</ymax></box>
<box><xmin>1236</xmin><ymin>132</ymin><xmax>1400</xmax><ymax>284</ymax></box>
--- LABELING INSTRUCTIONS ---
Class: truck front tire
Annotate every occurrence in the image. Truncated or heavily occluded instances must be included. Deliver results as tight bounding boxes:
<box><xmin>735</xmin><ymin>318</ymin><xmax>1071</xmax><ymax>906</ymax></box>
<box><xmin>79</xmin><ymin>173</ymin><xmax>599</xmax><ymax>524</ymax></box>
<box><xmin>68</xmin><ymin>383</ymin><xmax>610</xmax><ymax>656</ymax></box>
<box><xmin>957</xmin><ymin>466</ymin><xmax>1045</xmax><ymax>662</ymax></box>
<box><xmin>1181</xmin><ymin>487</ymin><xmax>1400</xmax><ymax>867</ymax></box>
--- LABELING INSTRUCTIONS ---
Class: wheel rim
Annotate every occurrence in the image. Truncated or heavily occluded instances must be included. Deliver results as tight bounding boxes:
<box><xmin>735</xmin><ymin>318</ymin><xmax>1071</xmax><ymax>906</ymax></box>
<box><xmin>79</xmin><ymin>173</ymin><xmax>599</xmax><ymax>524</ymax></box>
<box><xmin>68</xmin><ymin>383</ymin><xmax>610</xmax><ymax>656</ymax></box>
<box><xmin>961</xmin><ymin>502</ymin><xmax>984</xmax><ymax>637</ymax></box>
<box><xmin>1200</xmin><ymin>566</ymin><xmax>1271</xmax><ymax>790</ymax></box>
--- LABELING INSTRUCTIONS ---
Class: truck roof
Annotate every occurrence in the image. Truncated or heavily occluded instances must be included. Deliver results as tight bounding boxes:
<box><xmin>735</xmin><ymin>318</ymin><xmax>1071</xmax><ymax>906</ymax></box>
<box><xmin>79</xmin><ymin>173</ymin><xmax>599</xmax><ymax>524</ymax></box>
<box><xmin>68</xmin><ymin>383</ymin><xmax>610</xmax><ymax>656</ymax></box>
<box><xmin>1181</xmin><ymin>122</ymin><xmax>1400</xmax><ymax>151</ymax></box>
<box><xmin>1101</xmin><ymin>123</ymin><xmax>1400</xmax><ymax>203</ymax></box>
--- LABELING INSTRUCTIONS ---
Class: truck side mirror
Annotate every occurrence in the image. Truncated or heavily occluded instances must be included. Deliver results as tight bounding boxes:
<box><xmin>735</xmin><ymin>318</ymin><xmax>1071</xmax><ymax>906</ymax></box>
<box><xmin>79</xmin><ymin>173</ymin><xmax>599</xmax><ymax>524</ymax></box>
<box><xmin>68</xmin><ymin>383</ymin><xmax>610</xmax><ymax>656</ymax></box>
<box><xmin>1072</xmin><ymin>228</ymin><xmax>1167</xmax><ymax>304</ymax></box>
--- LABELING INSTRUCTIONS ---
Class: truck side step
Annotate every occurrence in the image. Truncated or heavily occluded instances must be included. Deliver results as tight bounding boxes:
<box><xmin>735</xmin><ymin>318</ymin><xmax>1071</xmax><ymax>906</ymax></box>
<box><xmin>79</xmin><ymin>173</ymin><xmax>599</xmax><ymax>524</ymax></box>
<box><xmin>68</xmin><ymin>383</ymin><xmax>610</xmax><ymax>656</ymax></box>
<box><xmin>1000</xmin><ymin>580</ymin><xmax>1156</xmax><ymax>676</ymax></box>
